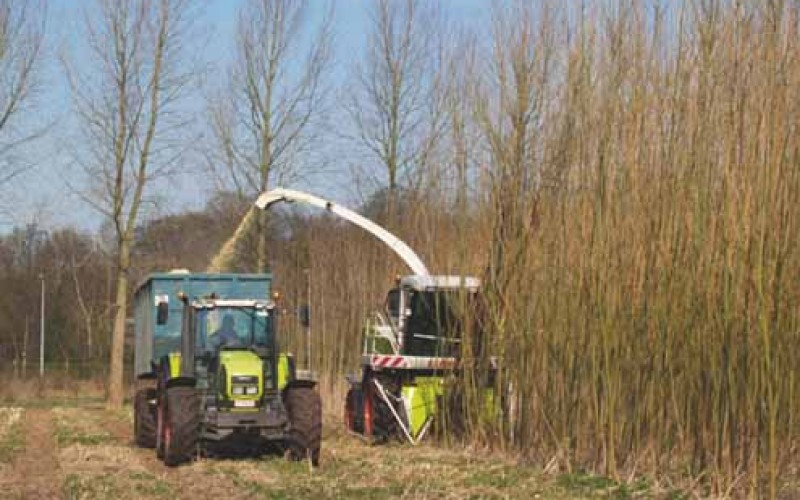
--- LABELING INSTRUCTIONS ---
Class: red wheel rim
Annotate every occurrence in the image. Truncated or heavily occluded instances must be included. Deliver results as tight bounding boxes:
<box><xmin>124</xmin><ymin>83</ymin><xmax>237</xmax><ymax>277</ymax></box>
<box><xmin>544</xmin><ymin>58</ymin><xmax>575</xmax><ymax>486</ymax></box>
<box><xmin>157</xmin><ymin>402</ymin><xmax>164</xmax><ymax>447</ymax></box>
<box><xmin>364</xmin><ymin>383</ymin><xmax>373</xmax><ymax>437</ymax></box>
<box><xmin>164</xmin><ymin>417</ymin><xmax>172</xmax><ymax>452</ymax></box>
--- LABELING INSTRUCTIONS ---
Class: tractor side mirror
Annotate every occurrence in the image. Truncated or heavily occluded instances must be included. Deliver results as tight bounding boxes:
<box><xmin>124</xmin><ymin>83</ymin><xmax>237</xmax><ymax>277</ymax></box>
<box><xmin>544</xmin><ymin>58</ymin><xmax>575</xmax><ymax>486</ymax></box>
<box><xmin>156</xmin><ymin>301</ymin><xmax>169</xmax><ymax>325</ymax></box>
<box><xmin>299</xmin><ymin>304</ymin><xmax>310</xmax><ymax>328</ymax></box>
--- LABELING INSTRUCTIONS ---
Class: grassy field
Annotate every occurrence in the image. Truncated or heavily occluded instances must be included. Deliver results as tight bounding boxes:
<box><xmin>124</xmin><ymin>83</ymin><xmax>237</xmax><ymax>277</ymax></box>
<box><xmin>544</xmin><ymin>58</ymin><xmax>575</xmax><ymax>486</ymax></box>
<box><xmin>0</xmin><ymin>397</ymin><xmax>680</xmax><ymax>499</ymax></box>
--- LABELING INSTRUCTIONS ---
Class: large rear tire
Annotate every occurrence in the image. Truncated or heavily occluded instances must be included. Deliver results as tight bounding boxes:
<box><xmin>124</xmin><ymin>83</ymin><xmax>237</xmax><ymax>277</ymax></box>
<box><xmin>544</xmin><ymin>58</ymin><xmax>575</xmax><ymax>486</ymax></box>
<box><xmin>134</xmin><ymin>388</ymin><xmax>157</xmax><ymax>448</ymax></box>
<box><xmin>284</xmin><ymin>386</ymin><xmax>322</xmax><ymax>466</ymax></box>
<box><xmin>162</xmin><ymin>386</ymin><xmax>201</xmax><ymax>467</ymax></box>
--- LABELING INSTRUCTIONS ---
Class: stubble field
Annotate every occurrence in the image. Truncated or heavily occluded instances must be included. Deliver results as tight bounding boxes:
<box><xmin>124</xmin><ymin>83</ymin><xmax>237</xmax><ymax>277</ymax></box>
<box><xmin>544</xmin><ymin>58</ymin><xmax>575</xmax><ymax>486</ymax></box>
<box><xmin>0</xmin><ymin>386</ymin><xmax>666</xmax><ymax>499</ymax></box>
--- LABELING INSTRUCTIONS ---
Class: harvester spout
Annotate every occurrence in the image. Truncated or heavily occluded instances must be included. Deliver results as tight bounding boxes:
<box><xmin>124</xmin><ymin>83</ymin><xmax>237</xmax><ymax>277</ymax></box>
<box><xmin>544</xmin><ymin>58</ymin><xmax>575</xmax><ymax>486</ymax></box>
<box><xmin>255</xmin><ymin>188</ymin><xmax>432</xmax><ymax>279</ymax></box>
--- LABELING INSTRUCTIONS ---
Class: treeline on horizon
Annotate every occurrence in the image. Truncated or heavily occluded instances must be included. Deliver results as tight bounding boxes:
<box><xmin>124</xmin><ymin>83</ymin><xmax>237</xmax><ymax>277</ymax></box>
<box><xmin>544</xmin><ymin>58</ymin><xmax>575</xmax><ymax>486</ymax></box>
<box><xmin>0</xmin><ymin>0</ymin><xmax>798</xmax><ymax>497</ymax></box>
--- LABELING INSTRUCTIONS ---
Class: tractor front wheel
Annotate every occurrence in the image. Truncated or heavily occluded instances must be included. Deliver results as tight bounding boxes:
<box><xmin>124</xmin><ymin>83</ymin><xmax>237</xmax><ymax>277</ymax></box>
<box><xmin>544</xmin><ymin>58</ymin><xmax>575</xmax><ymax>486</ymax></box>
<box><xmin>134</xmin><ymin>388</ymin><xmax>157</xmax><ymax>448</ymax></box>
<box><xmin>162</xmin><ymin>386</ymin><xmax>201</xmax><ymax>467</ymax></box>
<box><xmin>284</xmin><ymin>386</ymin><xmax>322</xmax><ymax>466</ymax></box>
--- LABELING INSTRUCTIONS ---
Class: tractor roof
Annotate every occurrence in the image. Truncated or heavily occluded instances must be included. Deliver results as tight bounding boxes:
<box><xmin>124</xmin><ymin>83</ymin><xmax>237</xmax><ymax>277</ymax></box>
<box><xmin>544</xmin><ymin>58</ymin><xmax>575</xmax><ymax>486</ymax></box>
<box><xmin>191</xmin><ymin>299</ymin><xmax>275</xmax><ymax>309</ymax></box>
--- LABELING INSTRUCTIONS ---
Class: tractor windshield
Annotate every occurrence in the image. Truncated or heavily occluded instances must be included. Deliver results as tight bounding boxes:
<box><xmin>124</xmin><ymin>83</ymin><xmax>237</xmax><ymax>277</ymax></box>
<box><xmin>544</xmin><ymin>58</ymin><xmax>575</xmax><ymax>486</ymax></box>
<box><xmin>197</xmin><ymin>307</ymin><xmax>274</xmax><ymax>353</ymax></box>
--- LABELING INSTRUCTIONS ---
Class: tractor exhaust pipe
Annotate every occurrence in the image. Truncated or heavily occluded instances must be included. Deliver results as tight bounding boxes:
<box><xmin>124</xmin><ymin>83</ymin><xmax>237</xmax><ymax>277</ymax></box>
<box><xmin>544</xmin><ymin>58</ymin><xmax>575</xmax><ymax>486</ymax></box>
<box><xmin>179</xmin><ymin>299</ymin><xmax>196</xmax><ymax>378</ymax></box>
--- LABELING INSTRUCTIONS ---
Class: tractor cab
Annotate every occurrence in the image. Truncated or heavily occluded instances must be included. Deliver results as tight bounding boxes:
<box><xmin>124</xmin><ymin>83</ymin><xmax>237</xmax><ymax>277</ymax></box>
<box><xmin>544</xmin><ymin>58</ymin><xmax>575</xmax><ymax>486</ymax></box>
<box><xmin>383</xmin><ymin>275</ymin><xmax>480</xmax><ymax>357</ymax></box>
<box><xmin>180</xmin><ymin>299</ymin><xmax>295</xmax><ymax>411</ymax></box>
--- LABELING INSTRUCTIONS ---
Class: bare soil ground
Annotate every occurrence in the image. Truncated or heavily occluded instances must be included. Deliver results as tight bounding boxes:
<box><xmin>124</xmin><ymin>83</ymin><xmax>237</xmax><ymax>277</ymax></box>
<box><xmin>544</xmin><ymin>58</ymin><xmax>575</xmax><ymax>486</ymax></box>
<box><xmin>0</xmin><ymin>408</ymin><xmax>62</xmax><ymax>499</ymax></box>
<box><xmin>0</xmin><ymin>399</ymin><xmax>656</xmax><ymax>499</ymax></box>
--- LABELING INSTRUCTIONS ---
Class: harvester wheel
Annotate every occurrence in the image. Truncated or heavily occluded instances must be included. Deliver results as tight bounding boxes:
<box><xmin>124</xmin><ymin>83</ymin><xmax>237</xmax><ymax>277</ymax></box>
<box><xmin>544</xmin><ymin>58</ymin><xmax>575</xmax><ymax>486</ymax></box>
<box><xmin>284</xmin><ymin>386</ymin><xmax>322</xmax><ymax>466</ymax></box>
<box><xmin>134</xmin><ymin>388</ymin><xmax>157</xmax><ymax>448</ymax></box>
<box><xmin>162</xmin><ymin>386</ymin><xmax>201</xmax><ymax>467</ymax></box>
<box><xmin>370</xmin><ymin>390</ymin><xmax>398</xmax><ymax>442</ymax></box>
<box><xmin>344</xmin><ymin>388</ymin><xmax>364</xmax><ymax>433</ymax></box>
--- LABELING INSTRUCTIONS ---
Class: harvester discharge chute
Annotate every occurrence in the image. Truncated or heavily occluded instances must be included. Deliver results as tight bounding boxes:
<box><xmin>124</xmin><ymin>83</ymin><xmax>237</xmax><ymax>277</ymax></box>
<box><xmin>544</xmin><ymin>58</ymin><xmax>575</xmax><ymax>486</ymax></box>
<box><xmin>255</xmin><ymin>188</ymin><xmax>498</xmax><ymax>444</ymax></box>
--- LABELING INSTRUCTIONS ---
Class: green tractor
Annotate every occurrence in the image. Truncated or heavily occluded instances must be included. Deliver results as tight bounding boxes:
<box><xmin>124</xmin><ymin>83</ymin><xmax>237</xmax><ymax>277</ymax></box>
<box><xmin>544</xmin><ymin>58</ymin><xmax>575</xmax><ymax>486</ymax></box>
<box><xmin>132</xmin><ymin>272</ymin><xmax>321</xmax><ymax>466</ymax></box>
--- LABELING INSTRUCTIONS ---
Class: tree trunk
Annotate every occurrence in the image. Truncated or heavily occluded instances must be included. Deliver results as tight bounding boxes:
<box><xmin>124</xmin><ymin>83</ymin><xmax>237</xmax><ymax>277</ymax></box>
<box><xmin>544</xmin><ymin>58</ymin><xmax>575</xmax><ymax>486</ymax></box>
<box><xmin>107</xmin><ymin>242</ymin><xmax>130</xmax><ymax>409</ymax></box>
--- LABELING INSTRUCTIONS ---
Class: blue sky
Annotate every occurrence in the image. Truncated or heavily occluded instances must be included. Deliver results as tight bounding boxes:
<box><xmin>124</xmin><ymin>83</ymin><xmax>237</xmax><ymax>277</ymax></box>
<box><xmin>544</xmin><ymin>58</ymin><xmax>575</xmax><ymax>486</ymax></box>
<box><xmin>1</xmin><ymin>0</ymin><xmax>492</xmax><ymax>233</ymax></box>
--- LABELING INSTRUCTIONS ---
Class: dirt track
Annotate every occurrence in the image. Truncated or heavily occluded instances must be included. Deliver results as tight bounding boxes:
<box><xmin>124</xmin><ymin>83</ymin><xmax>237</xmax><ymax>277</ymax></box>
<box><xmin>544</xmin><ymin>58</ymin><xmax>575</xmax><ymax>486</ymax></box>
<box><xmin>0</xmin><ymin>409</ymin><xmax>63</xmax><ymax>499</ymax></box>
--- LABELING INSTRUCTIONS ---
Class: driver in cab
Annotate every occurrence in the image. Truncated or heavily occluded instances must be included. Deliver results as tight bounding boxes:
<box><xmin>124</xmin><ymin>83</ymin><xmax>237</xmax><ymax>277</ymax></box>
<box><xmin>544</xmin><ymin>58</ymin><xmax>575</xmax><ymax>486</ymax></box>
<box><xmin>211</xmin><ymin>314</ymin><xmax>240</xmax><ymax>348</ymax></box>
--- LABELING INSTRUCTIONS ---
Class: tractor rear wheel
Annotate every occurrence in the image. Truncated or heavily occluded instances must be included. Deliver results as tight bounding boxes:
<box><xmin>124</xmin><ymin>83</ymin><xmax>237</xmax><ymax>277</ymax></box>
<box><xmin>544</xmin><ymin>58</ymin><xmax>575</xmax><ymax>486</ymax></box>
<box><xmin>284</xmin><ymin>386</ymin><xmax>322</xmax><ymax>466</ymax></box>
<box><xmin>162</xmin><ymin>386</ymin><xmax>201</xmax><ymax>467</ymax></box>
<box><xmin>134</xmin><ymin>388</ymin><xmax>157</xmax><ymax>448</ymax></box>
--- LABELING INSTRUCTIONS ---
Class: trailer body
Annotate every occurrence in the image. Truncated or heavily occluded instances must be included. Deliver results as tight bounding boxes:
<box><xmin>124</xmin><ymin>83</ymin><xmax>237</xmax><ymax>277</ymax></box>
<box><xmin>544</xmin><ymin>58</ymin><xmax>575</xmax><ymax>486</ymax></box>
<box><xmin>133</xmin><ymin>272</ymin><xmax>271</xmax><ymax>378</ymax></box>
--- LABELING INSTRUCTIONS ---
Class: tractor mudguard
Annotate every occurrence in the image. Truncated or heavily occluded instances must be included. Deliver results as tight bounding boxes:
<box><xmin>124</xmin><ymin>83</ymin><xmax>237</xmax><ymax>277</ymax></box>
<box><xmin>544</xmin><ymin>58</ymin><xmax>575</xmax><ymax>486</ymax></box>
<box><xmin>284</xmin><ymin>379</ymin><xmax>316</xmax><ymax>391</ymax></box>
<box><xmin>158</xmin><ymin>353</ymin><xmax>195</xmax><ymax>389</ymax></box>
<box><xmin>165</xmin><ymin>376</ymin><xmax>196</xmax><ymax>389</ymax></box>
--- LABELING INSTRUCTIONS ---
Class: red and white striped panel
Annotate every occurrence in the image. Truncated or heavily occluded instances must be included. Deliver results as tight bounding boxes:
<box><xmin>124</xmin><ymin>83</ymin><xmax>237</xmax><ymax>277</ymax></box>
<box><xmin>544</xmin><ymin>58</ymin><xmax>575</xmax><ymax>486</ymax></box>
<box><xmin>366</xmin><ymin>354</ymin><xmax>461</xmax><ymax>370</ymax></box>
<box><xmin>370</xmin><ymin>354</ymin><xmax>407</xmax><ymax>368</ymax></box>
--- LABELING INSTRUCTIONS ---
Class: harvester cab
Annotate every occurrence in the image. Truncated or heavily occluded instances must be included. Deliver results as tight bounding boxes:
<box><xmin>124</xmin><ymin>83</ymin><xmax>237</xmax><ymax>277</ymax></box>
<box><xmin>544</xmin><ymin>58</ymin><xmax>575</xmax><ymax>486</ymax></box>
<box><xmin>132</xmin><ymin>273</ymin><xmax>321</xmax><ymax>467</ymax></box>
<box><xmin>377</xmin><ymin>275</ymin><xmax>480</xmax><ymax>358</ymax></box>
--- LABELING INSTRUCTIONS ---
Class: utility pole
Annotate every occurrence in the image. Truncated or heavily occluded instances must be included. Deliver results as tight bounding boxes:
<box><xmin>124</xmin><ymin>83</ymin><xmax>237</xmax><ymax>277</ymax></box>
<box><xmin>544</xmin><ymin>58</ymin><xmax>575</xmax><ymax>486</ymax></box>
<box><xmin>303</xmin><ymin>268</ymin><xmax>311</xmax><ymax>372</ymax></box>
<box><xmin>39</xmin><ymin>272</ymin><xmax>45</xmax><ymax>378</ymax></box>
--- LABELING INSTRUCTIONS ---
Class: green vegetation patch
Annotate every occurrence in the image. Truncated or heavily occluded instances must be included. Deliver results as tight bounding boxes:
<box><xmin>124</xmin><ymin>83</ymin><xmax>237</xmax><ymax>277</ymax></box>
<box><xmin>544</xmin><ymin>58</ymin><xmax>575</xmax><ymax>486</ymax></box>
<box><xmin>0</xmin><ymin>421</ymin><xmax>24</xmax><ymax>463</ymax></box>
<box><xmin>62</xmin><ymin>467</ymin><xmax>173</xmax><ymax>499</ymax></box>
<box><xmin>55</xmin><ymin>425</ymin><xmax>115</xmax><ymax>447</ymax></box>
<box><xmin>63</xmin><ymin>472</ymin><xmax>123</xmax><ymax>499</ymax></box>
<box><xmin>0</xmin><ymin>407</ymin><xmax>25</xmax><ymax>463</ymax></box>
<box><xmin>557</xmin><ymin>472</ymin><xmax>653</xmax><ymax>499</ymax></box>
<box><xmin>52</xmin><ymin>407</ymin><xmax>116</xmax><ymax>447</ymax></box>
<box><xmin>128</xmin><ymin>470</ymin><xmax>174</xmax><ymax>498</ymax></box>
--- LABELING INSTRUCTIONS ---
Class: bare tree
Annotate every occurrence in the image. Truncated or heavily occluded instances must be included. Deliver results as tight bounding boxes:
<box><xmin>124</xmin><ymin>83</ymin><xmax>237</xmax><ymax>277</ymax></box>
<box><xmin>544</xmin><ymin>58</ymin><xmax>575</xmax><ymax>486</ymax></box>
<box><xmin>66</xmin><ymin>0</ymin><xmax>195</xmax><ymax>408</ymax></box>
<box><xmin>476</xmin><ymin>2</ymin><xmax>554</xmax><ymax>299</ymax></box>
<box><xmin>0</xmin><ymin>0</ymin><xmax>45</xmax><ymax>188</ymax></box>
<box><xmin>207</xmin><ymin>0</ymin><xmax>333</xmax><ymax>272</ymax></box>
<box><xmin>346</xmin><ymin>0</ymin><xmax>445</xmax><ymax>221</ymax></box>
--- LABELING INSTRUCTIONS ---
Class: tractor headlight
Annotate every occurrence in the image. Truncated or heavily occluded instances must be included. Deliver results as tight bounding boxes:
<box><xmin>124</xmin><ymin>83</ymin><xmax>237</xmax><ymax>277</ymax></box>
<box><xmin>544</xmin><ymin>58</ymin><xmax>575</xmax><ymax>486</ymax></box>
<box><xmin>246</xmin><ymin>386</ymin><xmax>258</xmax><ymax>395</ymax></box>
<box><xmin>232</xmin><ymin>386</ymin><xmax>245</xmax><ymax>395</ymax></box>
